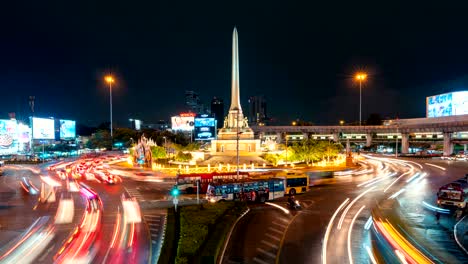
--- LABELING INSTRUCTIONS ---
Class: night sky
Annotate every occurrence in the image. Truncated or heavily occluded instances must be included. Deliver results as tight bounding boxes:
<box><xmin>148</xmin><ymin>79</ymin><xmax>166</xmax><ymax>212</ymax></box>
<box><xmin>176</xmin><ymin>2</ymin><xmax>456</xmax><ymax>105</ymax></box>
<box><xmin>2</xmin><ymin>1</ymin><xmax>468</xmax><ymax>126</ymax></box>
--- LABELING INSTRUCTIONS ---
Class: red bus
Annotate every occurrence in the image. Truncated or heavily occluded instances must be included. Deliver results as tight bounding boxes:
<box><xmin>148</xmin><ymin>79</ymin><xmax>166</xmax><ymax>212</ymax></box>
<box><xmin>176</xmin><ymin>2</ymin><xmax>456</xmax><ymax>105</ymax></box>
<box><xmin>176</xmin><ymin>171</ymin><xmax>250</xmax><ymax>194</ymax></box>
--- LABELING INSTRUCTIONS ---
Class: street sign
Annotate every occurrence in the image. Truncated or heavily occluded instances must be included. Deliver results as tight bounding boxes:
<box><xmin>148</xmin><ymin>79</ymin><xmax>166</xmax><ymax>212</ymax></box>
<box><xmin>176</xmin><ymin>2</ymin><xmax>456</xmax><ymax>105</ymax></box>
<box><xmin>173</xmin><ymin>198</ymin><xmax>178</xmax><ymax>205</ymax></box>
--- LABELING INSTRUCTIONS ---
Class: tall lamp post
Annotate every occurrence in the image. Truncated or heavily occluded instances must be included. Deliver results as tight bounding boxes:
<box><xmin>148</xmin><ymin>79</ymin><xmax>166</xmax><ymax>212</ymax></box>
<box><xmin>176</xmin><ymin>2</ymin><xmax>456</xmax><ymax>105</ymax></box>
<box><xmin>355</xmin><ymin>73</ymin><xmax>367</xmax><ymax>126</ymax></box>
<box><xmin>105</xmin><ymin>75</ymin><xmax>115</xmax><ymax>148</ymax></box>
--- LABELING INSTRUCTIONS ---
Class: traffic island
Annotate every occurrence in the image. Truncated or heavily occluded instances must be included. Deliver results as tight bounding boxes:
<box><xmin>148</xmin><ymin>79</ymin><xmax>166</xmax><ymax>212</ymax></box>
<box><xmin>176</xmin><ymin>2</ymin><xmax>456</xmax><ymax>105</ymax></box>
<box><xmin>158</xmin><ymin>202</ymin><xmax>247</xmax><ymax>264</ymax></box>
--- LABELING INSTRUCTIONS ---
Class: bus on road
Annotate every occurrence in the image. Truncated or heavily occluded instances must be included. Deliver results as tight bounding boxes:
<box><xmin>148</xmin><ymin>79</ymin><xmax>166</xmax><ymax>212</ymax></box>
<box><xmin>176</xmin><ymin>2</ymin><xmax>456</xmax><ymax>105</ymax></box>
<box><xmin>176</xmin><ymin>171</ymin><xmax>250</xmax><ymax>194</ymax></box>
<box><xmin>206</xmin><ymin>178</ymin><xmax>285</xmax><ymax>203</ymax></box>
<box><xmin>273</xmin><ymin>171</ymin><xmax>309</xmax><ymax>195</ymax></box>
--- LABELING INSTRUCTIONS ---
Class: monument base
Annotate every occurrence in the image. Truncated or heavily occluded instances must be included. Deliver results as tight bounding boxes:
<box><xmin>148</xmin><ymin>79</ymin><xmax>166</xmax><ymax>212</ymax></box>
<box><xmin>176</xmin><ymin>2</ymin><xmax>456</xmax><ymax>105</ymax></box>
<box><xmin>210</xmin><ymin>139</ymin><xmax>261</xmax><ymax>155</ymax></box>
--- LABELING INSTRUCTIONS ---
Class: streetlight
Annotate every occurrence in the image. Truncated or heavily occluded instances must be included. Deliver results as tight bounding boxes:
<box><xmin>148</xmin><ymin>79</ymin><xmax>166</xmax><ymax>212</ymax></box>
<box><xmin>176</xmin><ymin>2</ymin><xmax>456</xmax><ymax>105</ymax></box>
<box><xmin>105</xmin><ymin>75</ymin><xmax>115</xmax><ymax>148</ymax></box>
<box><xmin>355</xmin><ymin>73</ymin><xmax>367</xmax><ymax>126</ymax></box>
<box><xmin>339</xmin><ymin>120</ymin><xmax>344</xmax><ymax>126</ymax></box>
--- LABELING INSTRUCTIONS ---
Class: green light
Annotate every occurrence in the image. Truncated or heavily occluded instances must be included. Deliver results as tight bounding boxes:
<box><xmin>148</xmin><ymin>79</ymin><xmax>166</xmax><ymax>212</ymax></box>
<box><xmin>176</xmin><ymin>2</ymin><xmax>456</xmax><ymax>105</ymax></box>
<box><xmin>171</xmin><ymin>187</ymin><xmax>180</xmax><ymax>197</ymax></box>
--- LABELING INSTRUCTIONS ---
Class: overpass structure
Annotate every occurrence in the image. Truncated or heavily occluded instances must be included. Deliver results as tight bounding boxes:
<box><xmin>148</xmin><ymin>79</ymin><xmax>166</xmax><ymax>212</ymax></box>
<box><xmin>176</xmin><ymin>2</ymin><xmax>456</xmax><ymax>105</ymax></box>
<box><xmin>251</xmin><ymin>115</ymin><xmax>468</xmax><ymax>156</ymax></box>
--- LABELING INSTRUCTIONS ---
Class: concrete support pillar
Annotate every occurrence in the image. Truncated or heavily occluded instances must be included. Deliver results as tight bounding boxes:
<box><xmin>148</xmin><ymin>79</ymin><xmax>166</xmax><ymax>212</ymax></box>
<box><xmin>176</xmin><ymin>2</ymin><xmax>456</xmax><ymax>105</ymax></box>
<box><xmin>333</xmin><ymin>132</ymin><xmax>340</xmax><ymax>142</ymax></box>
<box><xmin>401</xmin><ymin>133</ymin><xmax>409</xmax><ymax>154</ymax></box>
<box><xmin>443</xmin><ymin>132</ymin><xmax>453</xmax><ymax>156</ymax></box>
<box><xmin>276</xmin><ymin>132</ymin><xmax>282</xmax><ymax>144</ymax></box>
<box><xmin>366</xmin><ymin>133</ymin><xmax>373</xmax><ymax>147</ymax></box>
<box><xmin>302</xmin><ymin>132</ymin><xmax>309</xmax><ymax>140</ymax></box>
<box><xmin>464</xmin><ymin>144</ymin><xmax>467</xmax><ymax>153</ymax></box>
<box><xmin>346</xmin><ymin>139</ymin><xmax>351</xmax><ymax>154</ymax></box>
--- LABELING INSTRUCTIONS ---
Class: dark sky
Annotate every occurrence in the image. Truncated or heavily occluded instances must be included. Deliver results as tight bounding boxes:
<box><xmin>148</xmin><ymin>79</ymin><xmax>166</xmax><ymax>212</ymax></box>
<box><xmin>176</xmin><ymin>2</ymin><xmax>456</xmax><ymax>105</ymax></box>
<box><xmin>1</xmin><ymin>1</ymin><xmax>468</xmax><ymax>126</ymax></box>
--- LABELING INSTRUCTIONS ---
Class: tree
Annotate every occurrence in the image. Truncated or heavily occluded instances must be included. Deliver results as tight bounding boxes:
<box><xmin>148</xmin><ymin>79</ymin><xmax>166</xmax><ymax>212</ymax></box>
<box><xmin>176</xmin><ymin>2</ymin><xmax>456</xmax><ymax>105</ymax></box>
<box><xmin>263</xmin><ymin>153</ymin><xmax>280</xmax><ymax>166</ymax></box>
<box><xmin>86</xmin><ymin>130</ymin><xmax>112</xmax><ymax>150</ymax></box>
<box><xmin>317</xmin><ymin>141</ymin><xmax>343</xmax><ymax>162</ymax></box>
<box><xmin>175</xmin><ymin>152</ymin><xmax>192</xmax><ymax>162</ymax></box>
<box><xmin>150</xmin><ymin>145</ymin><xmax>167</xmax><ymax>159</ymax></box>
<box><xmin>113</xmin><ymin>128</ymin><xmax>138</xmax><ymax>147</ymax></box>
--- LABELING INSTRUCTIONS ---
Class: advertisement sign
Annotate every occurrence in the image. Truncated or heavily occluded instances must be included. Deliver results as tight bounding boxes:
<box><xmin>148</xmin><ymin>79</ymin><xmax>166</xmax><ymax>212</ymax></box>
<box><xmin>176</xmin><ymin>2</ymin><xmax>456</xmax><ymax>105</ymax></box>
<box><xmin>171</xmin><ymin>115</ymin><xmax>195</xmax><ymax>131</ymax></box>
<box><xmin>194</xmin><ymin>116</ymin><xmax>216</xmax><ymax>140</ymax></box>
<box><xmin>59</xmin><ymin>120</ymin><xmax>76</xmax><ymax>139</ymax></box>
<box><xmin>427</xmin><ymin>91</ymin><xmax>468</xmax><ymax>117</ymax></box>
<box><xmin>0</xmin><ymin>120</ymin><xmax>17</xmax><ymax>149</ymax></box>
<box><xmin>32</xmin><ymin>118</ymin><xmax>55</xmax><ymax>139</ymax></box>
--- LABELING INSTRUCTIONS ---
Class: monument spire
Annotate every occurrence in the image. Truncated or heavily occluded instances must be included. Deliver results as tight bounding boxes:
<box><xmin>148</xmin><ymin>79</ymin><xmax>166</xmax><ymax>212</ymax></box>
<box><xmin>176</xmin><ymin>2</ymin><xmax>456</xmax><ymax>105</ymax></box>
<box><xmin>230</xmin><ymin>27</ymin><xmax>242</xmax><ymax>112</ymax></box>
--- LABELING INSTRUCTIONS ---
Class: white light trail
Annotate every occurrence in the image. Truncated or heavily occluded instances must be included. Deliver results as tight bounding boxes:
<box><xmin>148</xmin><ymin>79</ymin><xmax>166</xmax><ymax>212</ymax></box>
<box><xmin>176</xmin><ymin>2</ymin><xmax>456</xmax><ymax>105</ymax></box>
<box><xmin>365</xmin><ymin>245</ymin><xmax>378</xmax><ymax>264</ymax></box>
<box><xmin>364</xmin><ymin>216</ymin><xmax>373</xmax><ymax>230</ymax></box>
<box><xmin>347</xmin><ymin>205</ymin><xmax>366</xmax><ymax>264</ymax></box>
<box><xmin>357</xmin><ymin>172</ymin><xmax>392</xmax><ymax>187</ymax></box>
<box><xmin>383</xmin><ymin>171</ymin><xmax>412</xmax><ymax>192</ymax></box>
<box><xmin>322</xmin><ymin>198</ymin><xmax>350</xmax><ymax>264</ymax></box>
<box><xmin>425</xmin><ymin>163</ymin><xmax>446</xmax><ymax>171</ymax></box>
<box><xmin>406</xmin><ymin>173</ymin><xmax>424</xmax><ymax>183</ymax></box>
<box><xmin>338</xmin><ymin>186</ymin><xmax>376</xmax><ymax>230</ymax></box>
<box><xmin>388</xmin><ymin>188</ymin><xmax>406</xmax><ymax>200</ymax></box>
<box><xmin>265</xmin><ymin>202</ymin><xmax>290</xmax><ymax>214</ymax></box>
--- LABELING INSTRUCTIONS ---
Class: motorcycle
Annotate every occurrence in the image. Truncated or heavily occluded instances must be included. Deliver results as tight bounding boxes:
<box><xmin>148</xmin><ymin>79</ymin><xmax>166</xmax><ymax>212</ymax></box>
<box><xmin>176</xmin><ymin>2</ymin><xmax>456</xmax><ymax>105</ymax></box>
<box><xmin>287</xmin><ymin>199</ymin><xmax>302</xmax><ymax>210</ymax></box>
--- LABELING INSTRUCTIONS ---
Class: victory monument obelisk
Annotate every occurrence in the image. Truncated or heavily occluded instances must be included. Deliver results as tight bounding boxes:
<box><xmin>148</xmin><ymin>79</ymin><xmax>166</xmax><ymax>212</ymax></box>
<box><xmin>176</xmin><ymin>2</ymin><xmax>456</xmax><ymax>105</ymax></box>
<box><xmin>211</xmin><ymin>28</ymin><xmax>260</xmax><ymax>155</ymax></box>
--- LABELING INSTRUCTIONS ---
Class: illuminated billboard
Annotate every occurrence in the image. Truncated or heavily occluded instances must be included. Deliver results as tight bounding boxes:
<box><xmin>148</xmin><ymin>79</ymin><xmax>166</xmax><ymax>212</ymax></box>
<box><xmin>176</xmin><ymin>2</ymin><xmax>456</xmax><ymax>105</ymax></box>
<box><xmin>427</xmin><ymin>91</ymin><xmax>468</xmax><ymax>117</ymax></box>
<box><xmin>171</xmin><ymin>113</ymin><xmax>195</xmax><ymax>131</ymax></box>
<box><xmin>32</xmin><ymin>117</ymin><xmax>55</xmax><ymax>139</ymax></box>
<box><xmin>0</xmin><ymin>120</ymin><xmax>17</xmax><ymax>150</ymax></box>
<box><xmin>194</xmin><ymin>115</ymin><xmax>216</xmax><ymax>140</ymax></box>
<box><xmin>59</xmin><ymin>120</ymin><xmax>76</xmax><ymax>139</ymax></box>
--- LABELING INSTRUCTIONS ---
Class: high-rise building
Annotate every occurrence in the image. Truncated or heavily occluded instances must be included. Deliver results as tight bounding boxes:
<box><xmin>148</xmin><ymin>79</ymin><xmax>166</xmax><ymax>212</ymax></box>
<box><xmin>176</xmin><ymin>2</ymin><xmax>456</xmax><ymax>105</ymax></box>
<box><xmin>185</xmin><ymin>90</ymin><xmax>209</xmax><ymax>114</ymax></box>
<box><xmin>248</xmin><ymin>96</ymin><xmax>267</xmax><ymax>125</ymax></box>
<box><xmin>185</xmin><ymin>90</ymin><xmax>200</xmax><ymax>113</ymax></box>
<box><xmin>211</xmin><ymin>97</ymin><xmax>224</xmax><ymax>129</ymax></box>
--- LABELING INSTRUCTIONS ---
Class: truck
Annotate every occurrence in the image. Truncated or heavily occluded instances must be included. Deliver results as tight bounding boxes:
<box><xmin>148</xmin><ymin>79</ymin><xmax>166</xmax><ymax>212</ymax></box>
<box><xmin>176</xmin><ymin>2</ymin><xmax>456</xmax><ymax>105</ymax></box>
<box><xmin>437</xmin><ymin>176</ymin><xmax>468</xmax><ymax>209</ymax></box>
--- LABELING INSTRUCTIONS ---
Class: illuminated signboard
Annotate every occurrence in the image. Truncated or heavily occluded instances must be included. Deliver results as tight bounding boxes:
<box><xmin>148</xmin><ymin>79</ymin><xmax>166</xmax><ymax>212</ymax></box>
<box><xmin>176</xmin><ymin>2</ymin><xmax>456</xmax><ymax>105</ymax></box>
<box><xmin>59</xmin><ymin>120</ymin><xmax>76</xmax><ymax>139</ymax></box>
<box><xmin>194</xmin><ymin>115</ymin><xmax>216</xmax><ymax>140</ymax></box>
<box><xmin>32</xmin><ymin>117</ymin><xmax>55</xmax><ymax>139</ymax></box>
<box><xmin>427</xmin><ymin>91</ymin><xmax>468</xmax><ymax>117</ymax></box>
<box><xmin>0</xmin><ymin>119</ymin><xmax>17</xmax><ymax>150</ymax></box>
<box><xmin>171</xmin><ymin>115</ymin><xmax>195</xmax><ymax>131</ymax></box>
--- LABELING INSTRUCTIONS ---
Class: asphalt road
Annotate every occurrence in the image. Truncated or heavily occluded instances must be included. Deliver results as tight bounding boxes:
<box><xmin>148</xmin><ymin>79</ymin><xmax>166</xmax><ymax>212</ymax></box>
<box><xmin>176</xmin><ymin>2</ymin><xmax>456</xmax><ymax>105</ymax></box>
<box><xmin>222</xmin><ymin>156</ymin><xmax>468</xmax><ymax>264</ymax></box>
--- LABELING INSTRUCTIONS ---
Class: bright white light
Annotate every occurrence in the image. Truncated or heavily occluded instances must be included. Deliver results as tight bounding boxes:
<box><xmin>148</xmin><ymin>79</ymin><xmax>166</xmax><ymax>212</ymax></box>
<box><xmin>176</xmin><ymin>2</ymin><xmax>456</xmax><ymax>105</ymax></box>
<box><xmin>388</xmin><ymin>188</ymin><xmax>406</xmax><ymax>199</ymax></box>
<box><xmin>322</xmin><ymin>198</ymin><xmax>350</xmax><ymax>264</ymax></box>
<box><xmin>395</xmin><ymin>250</ymin><xmax>408</xmax><ymax>264</ymax></box>
<box><xmin>347</xmin><ymin>205</ymin><xmax>366</xmax><ymax>264</ymax></box>
<box><xmin>338</xmin><ymin>187</ymin><xmax>375</xmax><ymax>230</ymax></box>
<box><xmin>364</xmin><ymin>216</ymin><xmax>373</xmax><ymax>230</ymax></box>
<box><xmin>384</xmin><ymin>171</ymin><xmax>411</xmax><ymax>192</ymax></box>
<box><xmin>265</xmin><ymin>202</ymin><xmax>290</xmax><ymax>214</ymax></box>
<box><xmin>365</xmin><ymin>245</ymin><xmax>378</xmax><ymax>264</ymax></box>
<box><xmin>425</xmin><ymin>163</ymin><xmax>446</xmax><ymax>171</ymax></box>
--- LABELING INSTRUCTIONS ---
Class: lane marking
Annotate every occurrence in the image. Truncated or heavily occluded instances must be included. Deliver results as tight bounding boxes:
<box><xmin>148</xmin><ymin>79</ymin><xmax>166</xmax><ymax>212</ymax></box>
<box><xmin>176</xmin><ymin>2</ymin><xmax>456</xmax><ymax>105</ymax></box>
<box><xmin>268</xmin><ymin>227</ymin><xmax>284</xmax><ymax>235</ymax></box>
<box><xmin>272</xmin><ymin>221</ymin><xmax>287</xmax><ymax>228</ymax></box>
<box><xmin>454</xmin><ymin>215</ymin><xmax>468</xmax><ymax>255</ymax></box>
<box><xmin>253</xmin><ymin>257</ymin><xmax>271</xmax><ymax>264</ymax></box>
<box><xmin>257</xmin><ymin>247</ymin><xmax>276</xmax><ymax>259</ymax></box>
<box><xmin>261</xmin><ymin>240</ymin><xmax>279</xmax><ymax>249</ymax></box>
<box><xmin>278</xmin><ymin>218</ymin><xmax>289</xmax><ymax>224</ymax></box>
<box><xmin>265</xmin><ymin>233</ymin><xmax>281</xmax><ymax>241</ymax></box>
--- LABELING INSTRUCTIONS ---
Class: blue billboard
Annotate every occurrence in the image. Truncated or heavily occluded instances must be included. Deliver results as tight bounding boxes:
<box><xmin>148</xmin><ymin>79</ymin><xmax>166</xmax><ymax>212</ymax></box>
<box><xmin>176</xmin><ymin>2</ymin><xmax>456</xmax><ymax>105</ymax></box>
<box><xmin>194</xmin><ymin>115</ymin><xmax>216</xmax><ymax>140</ymax></box>
<box><xmin>427</xmin><ymin>91</ymin><xmax>468</xmax><ymax>117</ymax></box>
<box><xmin>59</xmin><ymin>120</ymin><xmax>76</xmax><ymax>139</ymax></box>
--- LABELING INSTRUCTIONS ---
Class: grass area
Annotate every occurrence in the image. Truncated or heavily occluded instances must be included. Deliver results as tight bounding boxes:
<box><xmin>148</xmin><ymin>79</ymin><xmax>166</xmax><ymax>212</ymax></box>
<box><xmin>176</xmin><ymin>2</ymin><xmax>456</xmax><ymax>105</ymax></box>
<box><xmin>158</xmin><ymin>208</ymin><xmax>178</xmax><ymax>264</ymax></box>
<box><xmin>198</xmin><ymin>202</ymin><xmax>248</xmax><ymax>263</ymax></box>
<box><xmin>176</xmin><ymin>202</ymin><xmax>247</xmax><ymax>264</ymax></box>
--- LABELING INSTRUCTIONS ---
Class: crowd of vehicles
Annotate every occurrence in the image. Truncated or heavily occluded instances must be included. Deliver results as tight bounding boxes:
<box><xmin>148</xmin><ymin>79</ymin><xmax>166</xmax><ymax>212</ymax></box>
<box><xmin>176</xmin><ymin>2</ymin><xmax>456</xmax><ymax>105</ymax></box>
<box><xmin>437</xmin><ymin>176</ymin><xmax>468</xmax><ymax>209</ymax></box>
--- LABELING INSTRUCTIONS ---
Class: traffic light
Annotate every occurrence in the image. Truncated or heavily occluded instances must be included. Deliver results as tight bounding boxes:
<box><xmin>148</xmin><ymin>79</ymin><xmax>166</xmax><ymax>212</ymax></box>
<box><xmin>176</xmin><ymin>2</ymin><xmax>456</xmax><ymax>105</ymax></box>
<box><xmin>171</xmin><ymin>186</ymin><xmax>180</xmax><ymax>197</ymax></box>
